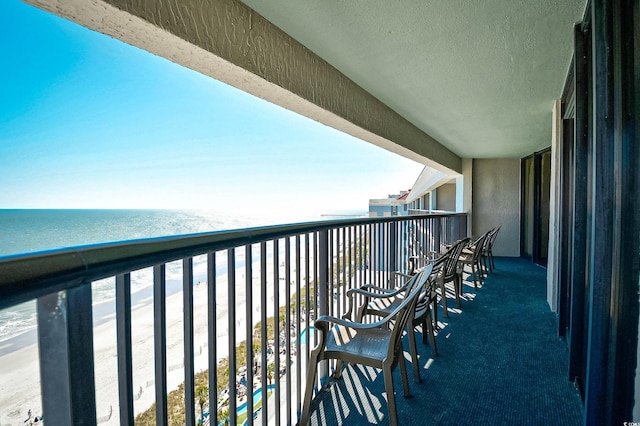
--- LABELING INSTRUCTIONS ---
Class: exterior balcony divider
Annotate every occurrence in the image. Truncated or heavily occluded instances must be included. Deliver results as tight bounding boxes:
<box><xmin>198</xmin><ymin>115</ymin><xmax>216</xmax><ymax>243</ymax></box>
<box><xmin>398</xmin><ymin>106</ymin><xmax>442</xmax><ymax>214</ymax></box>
<box><xmin>0</xmin><ymin>213</ymin><xmax>467</xmax><ymax>425</ymax></box>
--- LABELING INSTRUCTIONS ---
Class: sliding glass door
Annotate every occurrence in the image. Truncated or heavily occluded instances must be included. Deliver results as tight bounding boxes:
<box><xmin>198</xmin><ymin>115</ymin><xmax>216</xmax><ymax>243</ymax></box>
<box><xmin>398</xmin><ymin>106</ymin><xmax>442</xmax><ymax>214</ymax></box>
<box><xmin>521</xmin><ymin>148</ymin><xmax>551</xmax><ymax>265</ymax></box>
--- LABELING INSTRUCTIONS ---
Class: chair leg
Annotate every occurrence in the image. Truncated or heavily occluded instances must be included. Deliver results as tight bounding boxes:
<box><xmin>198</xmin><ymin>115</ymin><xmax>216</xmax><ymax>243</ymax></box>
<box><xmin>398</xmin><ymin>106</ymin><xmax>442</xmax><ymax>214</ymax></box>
<box><xmin>398</xmin><ymin>353</ymin><xmax>411</xmax><ymax>397</ymax></box>
<box><xmin>482</xmin><ymin>257</ymin><xmax>489</xmax><ymax>276</ymax></box>
<box><xmin>423</xmin><ymin>316</ymin><xmax>438</xmax><ymax>356</ymax></box>
<box><xmin>300</xmin><ymin>350</ymin><xmax>321</xmax><ymax>426</ymax></box>
<box><xmin>471</xmin><ymin>264</ymin><xmax>478</xmax><ymax>289</ymax></box>
<box><xmin>439</xmin><ymin>279</ymin><xmax>449</xmax><ymax>318</ymax></box>
<box><xmin>421</xmin><ymin>317</ymin><xmax>429</xmax><ymax>344</ymax></box>
<box><xmin>407</xmin><ymin>325</ymin><xmax>421</xmax><ymax>383</ymax></box>
<box><xmin>453</xmin><ymin>276</ymin><xmax>461</xmax><ymax>308</ymax></box>
<box><xmin>462</xmin><ymin>261</ymin><xmax>471</xmax><ymax>286</ymax></box>
<box><xmin>383</xmin><ymin>366</ymin><xmax>400</xmax><ymax>426</ymax></box>
<box><xmin>432</xmin><ymin>298</ymin><xmax>439</xmax><ymax>329</ymax></box>
<box><xmin>477</xmin><ymin>261</ymin><xmax>484</xmax><ymax>284</ymax></box>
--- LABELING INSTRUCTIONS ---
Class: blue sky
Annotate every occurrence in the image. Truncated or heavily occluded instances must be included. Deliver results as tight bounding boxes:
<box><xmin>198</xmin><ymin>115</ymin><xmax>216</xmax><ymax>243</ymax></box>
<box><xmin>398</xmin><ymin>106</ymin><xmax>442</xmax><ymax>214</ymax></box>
<box><xmin>0</xmin><ymin>1</ymin><xmax>424</xmax><ymax>218</ymax></box>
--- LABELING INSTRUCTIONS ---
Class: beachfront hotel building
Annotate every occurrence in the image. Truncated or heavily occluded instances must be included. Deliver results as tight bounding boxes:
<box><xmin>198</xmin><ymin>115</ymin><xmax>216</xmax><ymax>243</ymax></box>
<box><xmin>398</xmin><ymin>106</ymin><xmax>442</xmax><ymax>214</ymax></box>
<box><xmin>368</xmin><ymin>191</ymin><xmax>411</xmax><ymax>217</ymax></box>
<box><xmin>369</xmin><ymin>166</ymin><xmax>462</xmax><ymax>217</ymax></box>
<box><xmin>2</xmin><ymin>0</ymin><xmax>639</xmax><ymax>425</ymax></box>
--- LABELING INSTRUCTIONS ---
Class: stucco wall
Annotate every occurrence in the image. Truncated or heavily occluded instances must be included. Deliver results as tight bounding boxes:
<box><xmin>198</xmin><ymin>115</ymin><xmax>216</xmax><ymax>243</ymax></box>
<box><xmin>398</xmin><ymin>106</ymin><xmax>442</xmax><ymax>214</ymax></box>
<box><xmin>436</xmin><ymin>183</ymin><xmax>456</xmax><ymax>211</ymax></box>
<box><xmin>472</xmin><ymin>159</ymin><xmax>520</xmax><ymax>257</ymax></box>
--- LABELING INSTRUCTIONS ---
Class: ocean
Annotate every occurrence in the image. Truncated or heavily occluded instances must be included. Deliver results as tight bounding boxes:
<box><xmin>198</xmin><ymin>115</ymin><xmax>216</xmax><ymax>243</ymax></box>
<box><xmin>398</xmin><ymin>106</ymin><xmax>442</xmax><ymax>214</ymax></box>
<box><xmin>0</xmin><ymin>209</ymin><xmax>333</xmax><ymax>343</ymax></box>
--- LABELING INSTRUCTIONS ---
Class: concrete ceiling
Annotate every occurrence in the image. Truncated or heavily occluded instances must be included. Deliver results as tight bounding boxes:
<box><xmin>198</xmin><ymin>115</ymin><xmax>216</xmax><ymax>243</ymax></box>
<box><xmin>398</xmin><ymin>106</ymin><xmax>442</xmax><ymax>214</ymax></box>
<box><xmin>239</xmin><ymin>0</ymin><xmax>587</xmax><ymax>159</ymax></box>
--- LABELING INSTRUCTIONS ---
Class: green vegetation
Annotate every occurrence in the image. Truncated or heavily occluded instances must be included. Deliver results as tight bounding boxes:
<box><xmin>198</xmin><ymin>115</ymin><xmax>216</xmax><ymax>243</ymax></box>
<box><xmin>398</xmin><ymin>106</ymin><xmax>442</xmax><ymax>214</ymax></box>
<box><xmin>195</xmin><ymin>385</ymin><xmax>208</xmax><ymax>420</ymax></box>
<box><xmin>132</xmin><ymin>232</ymin><xmax>367</xmax><ymax>425</ymax></box>
<box><xmin>133</xmin><ymin>303</ymin><xmax>293</xmax><ymax>425</ymax></box>
<box><xmin>135</xmin><ymin>370</ymin><xmax>209</xmax><ymax>426</ymax></box>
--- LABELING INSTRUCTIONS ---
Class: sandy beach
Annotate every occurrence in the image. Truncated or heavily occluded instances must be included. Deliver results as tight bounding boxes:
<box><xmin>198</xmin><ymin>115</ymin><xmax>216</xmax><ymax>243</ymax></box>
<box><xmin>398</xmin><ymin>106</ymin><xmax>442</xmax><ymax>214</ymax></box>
<box><xmin>0</xmin><ymin>253</ymin><xmax>310</xmax><ymax>425</ymax></box>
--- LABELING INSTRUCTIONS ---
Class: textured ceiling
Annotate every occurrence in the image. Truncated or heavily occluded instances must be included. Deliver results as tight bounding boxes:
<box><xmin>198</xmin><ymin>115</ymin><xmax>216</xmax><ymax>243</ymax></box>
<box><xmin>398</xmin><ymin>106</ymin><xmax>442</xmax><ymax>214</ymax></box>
<box><xmin>239</xmin><ymin>0</ymin><xmax>587</xmax><ymax>158</ymax></box>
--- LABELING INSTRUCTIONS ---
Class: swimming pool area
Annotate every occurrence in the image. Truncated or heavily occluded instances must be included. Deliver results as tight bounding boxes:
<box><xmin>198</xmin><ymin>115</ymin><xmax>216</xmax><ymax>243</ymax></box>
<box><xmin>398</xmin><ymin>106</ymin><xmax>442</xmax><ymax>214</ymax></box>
<box><xmin>215</xmin><ymin>326</ymin><xmax>314</xmax><ymax>425</ymax></box>
<box><xmin>297</xmin><ymin>326</ymin><xmax>315</xmax><ymax>346</ymax></box>
<box><xmin>236</xmin><ymin>384</ymin><xmax>277</xmax><ymax>415</ymax></box>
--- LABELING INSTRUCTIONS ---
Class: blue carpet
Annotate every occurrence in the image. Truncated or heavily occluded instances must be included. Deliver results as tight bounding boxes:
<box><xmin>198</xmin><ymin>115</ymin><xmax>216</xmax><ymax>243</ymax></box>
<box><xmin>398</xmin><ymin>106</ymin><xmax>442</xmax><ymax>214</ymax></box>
<box><xmin>306</xmin><ymin>257</ymin><xmax>583</xmax><ymax>425</ymax></box>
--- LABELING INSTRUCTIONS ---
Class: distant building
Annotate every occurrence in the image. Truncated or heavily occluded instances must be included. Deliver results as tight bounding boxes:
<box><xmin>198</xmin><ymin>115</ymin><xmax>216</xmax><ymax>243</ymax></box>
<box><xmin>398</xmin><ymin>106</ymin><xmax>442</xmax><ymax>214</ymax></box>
<box><xmin>368</xmin><ymin>190</ymin><xmax>411</xmax><ymax>217</ymax></box>
<box><xmin>369</xmin><ymin>165</ymin><xmax>463</xmax><ymax>217</ymax></box>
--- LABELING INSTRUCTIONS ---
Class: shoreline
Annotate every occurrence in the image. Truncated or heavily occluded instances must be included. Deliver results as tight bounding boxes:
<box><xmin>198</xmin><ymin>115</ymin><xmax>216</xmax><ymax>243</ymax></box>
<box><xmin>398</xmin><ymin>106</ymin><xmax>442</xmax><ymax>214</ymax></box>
<box><xmin>0</xmin><ymin>278</ymin><xmax>184</xmax><ymax>358</ymax></box>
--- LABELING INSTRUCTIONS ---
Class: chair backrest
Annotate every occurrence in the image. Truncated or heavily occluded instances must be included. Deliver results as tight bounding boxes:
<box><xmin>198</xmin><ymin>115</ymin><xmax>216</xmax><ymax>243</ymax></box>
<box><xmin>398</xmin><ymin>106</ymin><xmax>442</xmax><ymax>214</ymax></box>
<box><xmin>397</xmin><ymin>267</ymin><xmax>424</xmax><ymax>297</ymax></box>
<box><xmin>485</xmin><ymin>226</ymin><xmax>501</xmax><ymax>252</ymax></box>
<box><xmin>386</xmin><ymin>264</ymin><xmax>433</xmax><ymax>359</ymax></box>
<box><xmin>470</xmin><ymin>231</ymin><xmax>490</xmax><ymax>260</ymax></box>
<box><xmin>442</xmin><ymin>237</ymin><xmax>471</xmax><ymax>278</ymax></box>
<box><xmin>414</xmin><ymin>265</ymin><xmax>440</xmax><ymax>319</ymax></box>
<box><xmin>407</xmin><ymin>234</ymin><xmax>428</xmax><ymax>275</ymax></box>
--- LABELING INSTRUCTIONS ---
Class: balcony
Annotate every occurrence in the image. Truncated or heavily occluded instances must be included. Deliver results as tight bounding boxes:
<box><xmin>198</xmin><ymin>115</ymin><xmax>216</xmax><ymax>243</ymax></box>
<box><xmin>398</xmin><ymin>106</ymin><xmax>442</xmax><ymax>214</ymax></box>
<box><xmin>305</xmin><ymin>256</ymin><xmax>583</xmax><ymax>425</ymax></box>
<box><xmin>0</xmin><ymin>213</ymin><xmax>581</xmax><ymax>425</ymax></box>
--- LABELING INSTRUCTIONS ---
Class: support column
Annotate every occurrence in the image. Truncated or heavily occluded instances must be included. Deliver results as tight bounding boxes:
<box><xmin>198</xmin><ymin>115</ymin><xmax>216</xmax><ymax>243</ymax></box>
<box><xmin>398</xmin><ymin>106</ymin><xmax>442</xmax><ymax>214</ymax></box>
<box><xmin>38</xmin><ymin>286</ymin><xmax>97</xmax><ymax>425</ymax></box>
<box><xmin>546</xmin><ymin>100</ymin><xmax>563</xmax><ymax>312</ymax></box>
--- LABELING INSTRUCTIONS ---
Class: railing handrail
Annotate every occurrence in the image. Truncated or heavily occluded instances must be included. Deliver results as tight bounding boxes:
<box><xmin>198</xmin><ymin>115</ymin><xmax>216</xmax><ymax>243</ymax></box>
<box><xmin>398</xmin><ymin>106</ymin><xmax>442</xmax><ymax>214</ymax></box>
<box><xmin>0</xmin><ymin>213</ymin><xmax>467</xmax><ymax>310</ymax></box>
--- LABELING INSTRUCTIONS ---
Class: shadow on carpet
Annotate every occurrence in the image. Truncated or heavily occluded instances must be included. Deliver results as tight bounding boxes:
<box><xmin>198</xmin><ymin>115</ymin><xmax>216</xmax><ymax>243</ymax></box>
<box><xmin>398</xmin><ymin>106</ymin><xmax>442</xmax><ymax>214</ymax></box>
<box><xmin>305</xmin><ymin>257</ymin><xmax>583</xmax><ymax>425</ymax></box>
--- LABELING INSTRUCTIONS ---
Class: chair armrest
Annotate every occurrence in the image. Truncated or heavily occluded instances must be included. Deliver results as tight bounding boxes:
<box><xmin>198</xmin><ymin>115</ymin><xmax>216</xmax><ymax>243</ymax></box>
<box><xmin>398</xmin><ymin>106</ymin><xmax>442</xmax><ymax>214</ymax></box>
<box><xmin>343</xmin><ymin>284</ymin><xmax>403</xmax><ymax>320</ymax></box>
<box><xmin>316</xmin><ymin>314</ymin><xmax>391</xmax><ymax>332</ymax></box>
<box><xmin>360</xmin><ymin>283</ymin><xmax>399</xmax><ymax>294</ymax></box>
<box><xmin>343</xmin><ymin>286</ymin><xmax>395</xmax><ymax>320</ymax></box>
<box><xmin>346</xmin><ymin>287</ymin><xmax>403</xmax><ymax>300</ymax></box>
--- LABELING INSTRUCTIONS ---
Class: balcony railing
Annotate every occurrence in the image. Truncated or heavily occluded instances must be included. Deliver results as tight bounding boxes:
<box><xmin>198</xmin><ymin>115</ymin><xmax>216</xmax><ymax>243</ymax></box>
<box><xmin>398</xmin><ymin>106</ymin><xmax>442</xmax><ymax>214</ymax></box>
<box><xmin>0</xmin><ymin>213</ymin><xmax>467</xmax><ymax>426</ymax></box>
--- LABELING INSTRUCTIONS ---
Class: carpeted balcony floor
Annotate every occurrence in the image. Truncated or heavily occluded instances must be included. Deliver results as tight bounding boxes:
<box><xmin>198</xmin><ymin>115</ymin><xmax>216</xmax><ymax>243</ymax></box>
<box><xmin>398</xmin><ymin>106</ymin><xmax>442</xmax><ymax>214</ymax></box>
<box><xmin>305</xmin><ymin>257</ymin><xmax>583</xmax><ymax>425</ymax></box>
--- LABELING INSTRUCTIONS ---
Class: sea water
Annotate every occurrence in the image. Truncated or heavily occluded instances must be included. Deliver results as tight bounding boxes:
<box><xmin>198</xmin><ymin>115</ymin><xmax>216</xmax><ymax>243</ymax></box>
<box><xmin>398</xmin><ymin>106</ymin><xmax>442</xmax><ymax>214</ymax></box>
<box><xmin>0</xmin><ymin>209</ymin><xmax>324</xmax><ymax>343</ymax></box>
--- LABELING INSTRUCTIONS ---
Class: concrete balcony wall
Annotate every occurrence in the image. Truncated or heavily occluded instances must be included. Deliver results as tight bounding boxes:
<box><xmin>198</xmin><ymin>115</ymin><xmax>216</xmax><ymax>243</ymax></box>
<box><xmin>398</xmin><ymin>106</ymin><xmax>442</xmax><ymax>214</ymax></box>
<box><xmin>435</xmin><ymin>183</ymin><xmax>456</xmax><ymax>212</ymax></box>
<box><xmin>472</xmin><ymin>158</ymin><xmax>520</xmax><ymax>256</ymax></box>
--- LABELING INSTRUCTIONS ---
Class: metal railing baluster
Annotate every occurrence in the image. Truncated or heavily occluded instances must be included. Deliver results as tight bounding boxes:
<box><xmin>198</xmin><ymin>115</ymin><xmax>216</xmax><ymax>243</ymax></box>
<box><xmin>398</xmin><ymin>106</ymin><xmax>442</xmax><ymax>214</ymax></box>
<box><xmin>245</xmin><ymin>245</ymin><xmax>254</xmax><ymax>426</ymax></box>
<box><xmin>373</xmin><ymin>223</ymin><xmax>379</xmax><ymax>285</ymax></box>
<box><xmin>318</xmin><ymin>230</ymin><xmax>329</xmax><ymax>383</ymax></box>
<box><xmin>313</xmin><ymin>232</ymin><xmax>319</xmax><ymax>350</ymax></box>
<box><xmin>285</xmin><ymin>237</ymin><xmax>292</xmax><ymax>426</ymax></box>
<box><xmin>295</xmin><ymin>234</ymin><xmax>302</xmax><ymax>420</ymax></box>
<box><xmin>304</xmin><ymin>233</ymin><xmax>311</xmax><ymax>368</ymax></box>
<box><xmin>153</xmin><ymin>264</ymin><xmax>168</xmax><ymax>426</ymax></box>
<box><xmin>183</xmin><ymin>258</ymin><xmax>195</xmax><ymax>426</ymax></box>
<box><xmin>340</xmin><ymin>227</ymin><xmax>346</xmax><ymax>319</ymax></box>
<box><xmin>328</xmin><ymin>230</ymin><xmax>333</xmax><ymax>318</ymax></box>
<box><xmin>116</xmin><ymin>273</ymin><xmax>134</xmax><ymax>426</ymax></box>
<box><xmin>273</xmin><ymin>238</ymin><xmax>281</xmax><ymax>426</ymax></box>
<box><xmin>260</xmin><ymin>242</ymin><xmax>268</xmax><ymax>426</ymax></box>
<box><xmin>227</xmin><ymin>249</ymin><xmax>237</xmax><ymax>426</ymax></box>
<box><xmin>207</xmin><ymin>252</ymin><xmax>218</xmax><ymax>426</ymax></box>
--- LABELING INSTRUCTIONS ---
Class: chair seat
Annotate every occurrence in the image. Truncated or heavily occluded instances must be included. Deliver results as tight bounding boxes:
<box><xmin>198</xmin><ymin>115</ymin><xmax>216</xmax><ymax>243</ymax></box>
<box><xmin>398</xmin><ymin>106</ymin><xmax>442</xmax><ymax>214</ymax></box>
<box><xmin>325</xmin><ymin>325</ymin><xmax>391</xmax><ymax>365</ymax></box>
<box><xmin>300</xmin><ymin>266</ymin><xmax>433</xmax><ymax>426</ymax></box>
<box><xmin>354</xmin><ymin>271</ymin><xmax>440</xmax><ymax>384</ymax></box>
<box><xmin>458</xmin><ymin>231</ymin><xmax>491</xmax><ymax>289</ymax></box>
<box><xmin>366</xmin><ymin>296</ymin><xmax>431</xmax><ymax>322</ymax></box>
<box><xmin>367</xmin><ymin>296</ymin><xmax>402</xmax><ymax>314</ymax></box>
